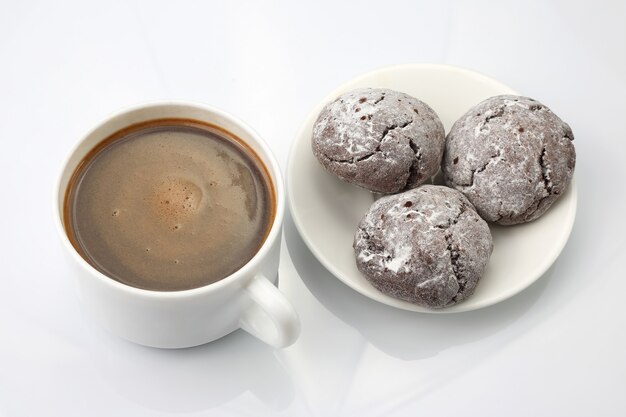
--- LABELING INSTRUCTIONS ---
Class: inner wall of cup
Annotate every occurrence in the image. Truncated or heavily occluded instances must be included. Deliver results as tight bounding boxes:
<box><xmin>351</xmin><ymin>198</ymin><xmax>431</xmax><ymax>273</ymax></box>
<box><xmin>57</xmin><ymin>103</ymin><xmax>281</xmax><ymax>230</ymax></box>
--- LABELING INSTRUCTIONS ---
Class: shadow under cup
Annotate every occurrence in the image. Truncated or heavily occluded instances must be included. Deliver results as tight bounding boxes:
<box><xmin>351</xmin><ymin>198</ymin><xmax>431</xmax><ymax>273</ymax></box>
<box><xmin>54</xmin><ymin>103</ymin><xmax>299</xmax><ymax>349</ymax></box>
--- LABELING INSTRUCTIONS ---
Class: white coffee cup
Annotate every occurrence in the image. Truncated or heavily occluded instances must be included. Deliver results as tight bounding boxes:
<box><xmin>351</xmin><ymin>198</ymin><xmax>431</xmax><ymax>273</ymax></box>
<box><xmin>53</xmin><ymin>102</ymin><xmax>300</xmax><ymax>349</ymax></box>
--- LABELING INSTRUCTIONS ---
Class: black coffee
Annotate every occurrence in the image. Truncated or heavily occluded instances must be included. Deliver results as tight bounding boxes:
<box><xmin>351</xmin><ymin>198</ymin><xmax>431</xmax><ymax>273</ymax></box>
<box><xmin>65</xmin><ymin>119</ymin><xmax>275</xmax><ymax>291</ymax></box>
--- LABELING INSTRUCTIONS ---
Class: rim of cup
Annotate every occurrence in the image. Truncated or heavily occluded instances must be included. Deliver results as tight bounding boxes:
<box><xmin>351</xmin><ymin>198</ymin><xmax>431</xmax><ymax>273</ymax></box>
<box><xmin>53</xmin><ymin>101</ymin><xmax>286</xmax><ymax>299</ymax></box>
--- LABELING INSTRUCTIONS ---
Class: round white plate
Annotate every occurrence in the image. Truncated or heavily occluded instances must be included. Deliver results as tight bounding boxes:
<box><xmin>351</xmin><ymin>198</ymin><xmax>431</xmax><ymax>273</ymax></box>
<box><xmin>287</xmin><ymin>63</ymin><xmax>577</xmax><ymax>313</ymax></box>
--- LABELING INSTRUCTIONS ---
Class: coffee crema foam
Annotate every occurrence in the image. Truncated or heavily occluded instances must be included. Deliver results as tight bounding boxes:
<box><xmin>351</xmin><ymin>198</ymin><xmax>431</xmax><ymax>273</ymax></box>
<box><xmin>65</xmin><ymin>119</ymin><xmax>275</xmax><ymax>291</ymax></box>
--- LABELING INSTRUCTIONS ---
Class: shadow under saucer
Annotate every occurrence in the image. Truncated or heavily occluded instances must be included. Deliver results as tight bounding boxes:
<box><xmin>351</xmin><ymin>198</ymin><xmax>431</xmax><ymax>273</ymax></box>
<box><xmin>284</xmin><ymin>210</ymin><xmax>553</xmax><ymax>361</ymax></box>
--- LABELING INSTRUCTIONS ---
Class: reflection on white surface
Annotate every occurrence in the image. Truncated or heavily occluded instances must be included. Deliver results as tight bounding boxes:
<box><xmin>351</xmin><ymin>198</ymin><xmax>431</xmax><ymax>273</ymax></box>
<box><xmin>282</xmin><ymin>213</ymin><xmax>552</xmax><ymax>416</ymax></box>
<box><xmin>87</xmin><ymin>330</ymin><xmax>295</xmax><ymax>413</ymax></box>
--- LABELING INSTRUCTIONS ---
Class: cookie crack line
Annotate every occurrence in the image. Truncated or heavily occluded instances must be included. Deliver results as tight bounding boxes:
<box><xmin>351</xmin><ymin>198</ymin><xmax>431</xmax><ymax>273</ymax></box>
<box><xmin>516</xmin><ymin>147</ymin><xmax>555</xmax><ymax>222</ymax></box>
<box><xmin>373</xmin><ymin>94</ymin><xmax>386</xmax><ymax>105</ymax></box>
<box><xmin>321</xmin><ymin>150</ymin><xmax>377</xmax><ymax>164</ymax></box>
<box><xmin>401</xmin><ymin>140</ymin><xmax>422</xmax><ymax>190</ymax></box>
<box><xmin>434</xmin><ymin>202</ymin><xmax>468</xmax><ymax>230</ymax></box>
<box><xmin>443</xmin><ymin>233</ymin><xmax>465</xmax><ymax>303</ymax></box>
<box><xmin>515</xmin><ymin>147</ymin><xmax>557</xmax><ymax>222</ymax></box>
<box><xmin>477</xmin><ymin>105</ymin><xmax>505</xmax><ymax>133</ymax></box>
<box><xmin>456</xmin><ymin>149</ymin><xmax>502</xmax><ymax>189</ymax></box>
<box><xmin>322</xmin><ymin>121</ymin><xmax>414</xmax><ymax>165</ymax></box>
<box><xmin>436</xmin><ymin>206</ymin><xmax>469</xmax><ymax>303</ymax></box>
<box><xmin>484</xmin><ymin>106</ymin><xmax>505</xmax><ymax>123</ymax></box>
<box><xmin>380</xmin><ymin>120</ymin><xmax>413</xmax><ymax>141</ymax></box>
<box><xmin>539</xmin><ymin>147</ymin><xmax>553</xmax><ymax>194</ymax></box>
<box><xmin>320</xmin><ymin>152</ymin><xmax>354</xmax><ymax>164</ymax></box>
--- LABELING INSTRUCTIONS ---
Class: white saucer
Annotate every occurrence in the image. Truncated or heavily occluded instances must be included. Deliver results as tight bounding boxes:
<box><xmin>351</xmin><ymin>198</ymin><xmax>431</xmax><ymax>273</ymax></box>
<box><xmin>287</xmin><ymin>64</ymin><xmax>577</xmax><ymax>313</ymax></box>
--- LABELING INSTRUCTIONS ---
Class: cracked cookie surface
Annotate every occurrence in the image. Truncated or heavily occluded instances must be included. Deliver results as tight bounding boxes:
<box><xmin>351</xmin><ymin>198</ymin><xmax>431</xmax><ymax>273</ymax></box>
<box><xmin>443</xmin><ymin>95</ymin><xmax>576</xmax><ymax>225</ymax></box>
<box><xmin>353</xmin><ymin>185</ymin><xmax>493</xmax><ymax>308</ymax></box>
<box><xmin>312</xmin><ymin>88</ymin><xmax>445</xmax><ymax>193</ymax></box>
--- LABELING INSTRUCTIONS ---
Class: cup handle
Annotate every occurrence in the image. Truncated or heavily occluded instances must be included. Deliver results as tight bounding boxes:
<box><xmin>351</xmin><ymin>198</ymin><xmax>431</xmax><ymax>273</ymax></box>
<box><xmin>239</xmin><ymin>274</ymin><xmax>300</xmax><ymax>348</ymax></box>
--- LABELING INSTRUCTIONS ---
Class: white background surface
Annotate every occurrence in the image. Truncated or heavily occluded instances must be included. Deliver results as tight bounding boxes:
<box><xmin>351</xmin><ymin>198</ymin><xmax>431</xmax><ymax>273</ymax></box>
<box><xmin>0</xmin><ymin>1</ymin><xmax>625</xmax><ymax>416</ymax></box>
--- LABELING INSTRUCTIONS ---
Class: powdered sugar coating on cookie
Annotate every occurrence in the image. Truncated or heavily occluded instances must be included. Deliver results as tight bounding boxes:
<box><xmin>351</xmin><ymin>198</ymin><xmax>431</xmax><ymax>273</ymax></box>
<box><xmin>353</xmin><ymin>185</ymin><xmax>493</xmax><ymax>308</ymax></box>
<box><xmin>312</xmin><ymin>88</ymin><xmax>445</xmax><ymax>193</ymax></box>
<box><xmin>443</xmin><ymin>95</ymin><xmax>576</xmax><ymax>225</ymax></box>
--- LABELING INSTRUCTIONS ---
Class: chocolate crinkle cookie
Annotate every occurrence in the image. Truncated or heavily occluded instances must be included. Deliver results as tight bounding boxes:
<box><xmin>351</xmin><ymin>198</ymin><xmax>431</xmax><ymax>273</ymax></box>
<box><xmin>443</xmin><ymin>95</ymin><xmax>576</xmax><ymax>225</ymax></box>
<box><xmin>312</xmin><ymin>88</ymin><xmax>445</xmax><ymax>193</ymax></box>
<box><xmin>353</xmin><ymin>185</ymin><xmax>493</xmax><ymax>308</ymax></box>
